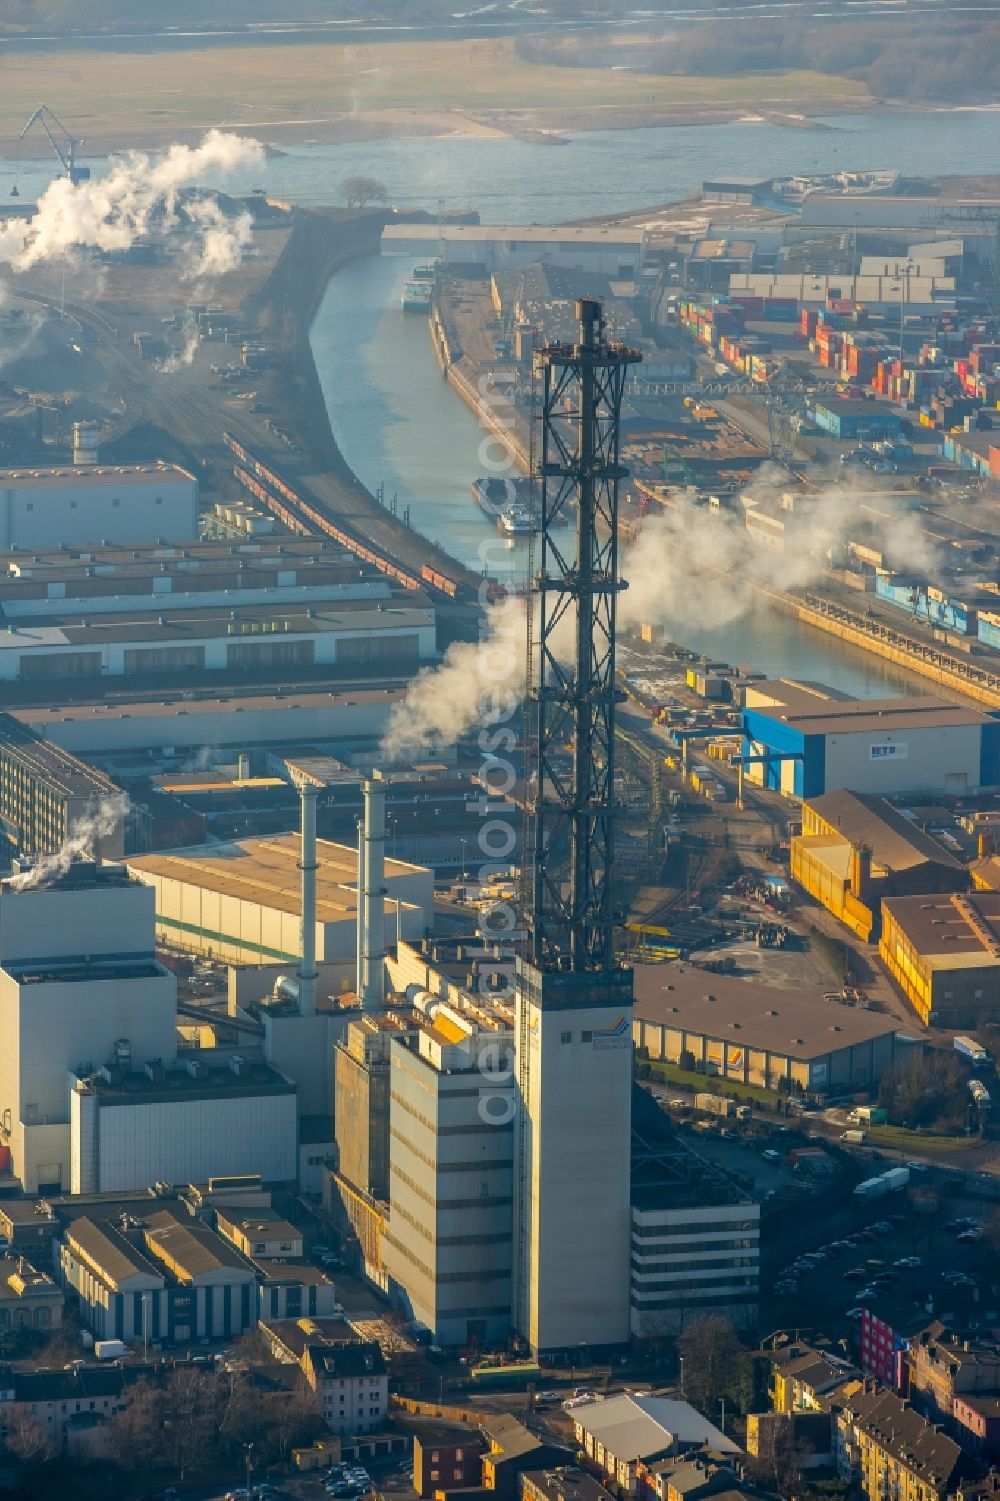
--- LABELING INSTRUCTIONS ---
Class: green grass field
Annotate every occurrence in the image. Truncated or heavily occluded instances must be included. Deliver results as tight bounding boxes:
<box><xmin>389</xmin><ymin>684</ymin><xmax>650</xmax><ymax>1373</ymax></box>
<box><xmin>644</xmin><ymin>1059</ymin><xmax>786</xmax><ymax>1107</ymax></box>
<box><xmin>0</xmin><ymin>37</ymin><xmax>870</xmax><ymax>148</ymax></box>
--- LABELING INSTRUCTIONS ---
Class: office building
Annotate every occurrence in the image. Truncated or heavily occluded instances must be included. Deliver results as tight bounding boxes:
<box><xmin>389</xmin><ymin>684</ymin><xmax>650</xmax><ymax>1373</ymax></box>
<box><xmin>381</xmin><ymin>1000</ymin><xmax>515</xmax><ymax>1346</ymax></box>
<box><xmin>0</xmin><ymin>712</ymin><xmax>126</xmax><ymax>863</ymax></box>
<box><xmin>0</xmin><ymin>463</ymin><xmax>198</xmax><ymax>549</ymax></box>
<box><xmin>879</xmin><ymin>892</ymin><xmax>1000</xmax><ymax>1026</ymax></box>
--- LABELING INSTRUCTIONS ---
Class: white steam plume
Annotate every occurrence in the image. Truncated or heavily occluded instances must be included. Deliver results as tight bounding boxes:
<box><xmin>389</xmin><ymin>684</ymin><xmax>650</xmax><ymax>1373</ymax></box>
<box><xmin>8</xmin><ymin>795</ymin><xmax>128</xmax><ymax>891</ymax></box>
<box><xmin>158</xmin><ymin>318</ymin><xmax>200</xmax><ymax>374</ymax></box>
<box><xmin>380</xmin><ymin>598</ymin><xmax>527</xmax><ymax>761</ymax></box>
<box><xmin>0</xmin><ymin>130</ymin><xmax>264</xmax><ymax>280</ymax></box>
<box><xmin>379</xmin><ymin>476</ymin><xmax>939</xmax><ymax>760</ymax></box>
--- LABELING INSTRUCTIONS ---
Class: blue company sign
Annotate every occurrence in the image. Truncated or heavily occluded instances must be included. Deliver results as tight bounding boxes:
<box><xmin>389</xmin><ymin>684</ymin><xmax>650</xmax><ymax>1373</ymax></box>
<box><xmin>870</xmin><ymin>742</ymin><xmax>907</xmax><ymax>761</ymax></box>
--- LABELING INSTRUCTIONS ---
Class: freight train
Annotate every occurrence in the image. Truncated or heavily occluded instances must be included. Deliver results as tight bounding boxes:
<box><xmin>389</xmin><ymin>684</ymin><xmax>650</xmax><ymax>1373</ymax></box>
<box><xmin>223</xmin><ymin>432</ymin><xmax>465</xmax><ymax>600</ymax></box>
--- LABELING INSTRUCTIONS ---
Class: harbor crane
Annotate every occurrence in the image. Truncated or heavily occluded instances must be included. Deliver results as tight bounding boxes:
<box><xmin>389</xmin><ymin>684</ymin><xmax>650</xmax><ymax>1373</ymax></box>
<box><xmin>15</xmin><ymin>105</ymin><xmax>90</xmax><ymax>192</ymax></box>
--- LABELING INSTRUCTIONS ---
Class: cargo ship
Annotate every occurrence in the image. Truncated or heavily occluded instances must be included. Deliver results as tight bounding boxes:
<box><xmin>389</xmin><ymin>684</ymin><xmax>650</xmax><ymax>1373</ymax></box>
<box><xmin>400</xmin><ymin>278</ymin><xmax>433</xmax><ymax>313</ymax></box>
<box><xmin>473</xmin><ymin>476</ymin><xmax>536</xmax><ymax>535</ymax></box>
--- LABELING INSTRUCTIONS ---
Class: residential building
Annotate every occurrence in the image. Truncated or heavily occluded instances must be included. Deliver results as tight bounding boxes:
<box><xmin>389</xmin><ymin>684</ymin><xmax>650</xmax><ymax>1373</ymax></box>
<box><xmin>880</xmin><ymin>893</ymin><xmax>1000</xmax><ymax>1027</ymax></box>
<box><xmin>769</xmin><ymin>1343</ymin><xmax>860</xmax><ymax>1414</ymax></box>
<box><xmin>952</xmin><ymin>1395</ymin><xmax>1000</xmax><ymax>1462</ymax></box>
<box><xmin>908</xmin><ymin>1324</ymin><xmax>1000</xmax><ymax>1424</ymax></box>
<box><xmin>412</xmin><ymin>1423</ymin><xmax>486</xmax><ymax>1497</ymax></box>
<box><xmin>521</xmin><ymin>1469</ymin><xmax>615</xmax><ymax>1501</ymax></box>
<box><xmin>0</xmin><ymin>1255</ymin><xmax>63</xmax><ymax>1333</ymax></box>
<box><xmin>300</xmin><ymin>1342</ymin><xmax>388</xmax><ymax>1435</ymax></box>
<box><xmin>0</xmin><ymin>1365</ymin><xmax>140</xmax><ymax>1450</ymax></box>
<box><xmin>572</xmin><ymin>1395</ymin><xmax>738</xmax><ymax>1496</ymax></box>
<box><xmin>859</xmin><ymin>1306</ymin><xmax>926</xmax><ymax>1396</ymax></box>
<box><xmin>836</xmin><ymin>1384</ymin><xmax>965</xmax><ymax>1501</ymax></box>
<box><xmin>480</xmin><ymin>1413</ymin><xmax>566</xmax><ymax>1499</ymax></box>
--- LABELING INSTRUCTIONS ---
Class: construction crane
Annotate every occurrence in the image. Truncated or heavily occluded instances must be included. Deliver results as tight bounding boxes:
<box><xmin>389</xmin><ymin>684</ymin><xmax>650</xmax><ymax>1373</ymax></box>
<box><xmin>17</xmin><ymin>105</ymin><xmax>90</xmax><ymax>189</ymax></box>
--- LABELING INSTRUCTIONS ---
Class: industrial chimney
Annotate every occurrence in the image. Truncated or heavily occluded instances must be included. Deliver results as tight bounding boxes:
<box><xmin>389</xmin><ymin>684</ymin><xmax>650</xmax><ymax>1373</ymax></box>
<box><xmin>357</xmin><ymin>777</ymin><xmax>387</xmax><ymax>1013</ymax></box>
<box><xmin>296</xmin><ymin>779</ymin><xmax>319</xmax><ymax>1016</ymax></box>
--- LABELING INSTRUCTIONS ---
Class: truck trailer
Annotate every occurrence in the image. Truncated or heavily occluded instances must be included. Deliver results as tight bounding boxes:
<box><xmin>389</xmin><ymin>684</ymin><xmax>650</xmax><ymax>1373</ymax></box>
<box><xmin>955</xmin><ymin>1036</ymin><xmax>989</xmax><ymax>1066</ymax></box>
<box><xmin>695</xmin><ymin>1092</ymin><xmax>751</xmax><ymax>1120</ymax></box>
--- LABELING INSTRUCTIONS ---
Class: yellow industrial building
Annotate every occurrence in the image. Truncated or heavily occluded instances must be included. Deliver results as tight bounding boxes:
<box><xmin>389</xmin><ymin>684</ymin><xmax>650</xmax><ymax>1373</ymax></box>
<box><xmin>880</xmin><ymin>891</ymin><xmax>1000</xmax><ymax>1027</ymax></box>
<box><xmin>791</xmin><ymin>790</ymin><xmax>967</xmax><ymax>942</ymax></box>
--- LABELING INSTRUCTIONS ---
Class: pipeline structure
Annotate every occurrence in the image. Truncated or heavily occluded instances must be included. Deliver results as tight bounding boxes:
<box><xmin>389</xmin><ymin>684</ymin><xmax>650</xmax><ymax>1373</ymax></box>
<box><xmin>223</xmin><ymin>432</ymin><xmax>464</xmax><ymax>600</ymax></box>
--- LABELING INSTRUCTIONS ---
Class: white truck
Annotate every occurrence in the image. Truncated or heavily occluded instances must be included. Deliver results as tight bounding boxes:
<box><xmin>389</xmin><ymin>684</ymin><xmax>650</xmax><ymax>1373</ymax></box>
<box><xmin>94</xmin><ymin>1339</ymin><xmax>127</xmax><ymax>1360</ymax></box>
<box><xmin>853</xmin><ymin>1166</ymin><xmax>910</xmax><ymax>1199</ymax></box>
<box><xmin>954</xmin><ymin>1036</ymin><xmax>989</xmax><ymax>1067</ymax></box>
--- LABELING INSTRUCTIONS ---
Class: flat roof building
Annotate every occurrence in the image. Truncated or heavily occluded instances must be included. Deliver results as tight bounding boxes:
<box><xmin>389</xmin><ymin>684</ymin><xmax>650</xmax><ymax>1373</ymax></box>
<box><xmin>126</xmin><ymin>833</ymin><xmax>434</xmax><ymax>966</ymax></box>
<box><xmin>633</xmin><ymin>964</ymin><xmax>903</xmax><ymax>1094</ymax></box>
<box><xmin>742</xmin><ymin>694</ymin><xmax>1000</xmax><ymax>801</ymax></box>
<box><xmin>0</xmin><ymin>463</ymin><xmax>198</xmax><ymax>549</ymax></box>
<box><xmin>382</xmin><ymin>223</ymin><xmax>647</xmax><ymax>274</ymax></box>
<box><xmin>572</xmin><ymin>1395</ymin><xmax>738</xmax><ymax>1495</ymax></box>
<box><xmin>879</xmin><ymin>891</ymin><xmax>1000</xmax><ymax>1027</ymax></box>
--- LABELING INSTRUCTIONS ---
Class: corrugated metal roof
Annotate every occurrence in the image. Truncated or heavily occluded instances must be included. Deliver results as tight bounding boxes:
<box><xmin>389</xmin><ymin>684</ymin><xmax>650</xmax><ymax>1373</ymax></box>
<box><xmin>573</xmin><ymin>1394</ymin><xmax>739</xmax><ymax>1458</ymax></box>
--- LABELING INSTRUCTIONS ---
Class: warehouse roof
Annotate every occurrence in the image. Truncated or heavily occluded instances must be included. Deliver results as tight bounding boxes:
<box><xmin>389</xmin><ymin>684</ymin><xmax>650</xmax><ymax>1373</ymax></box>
<box><xmin>65</xmin><ymin>1218</ymin><xmax>163</xmax><ymax>1290</ymax></box>
<box><xmin>881</xmin><ymin>891</ymin><xmax>1000</xmax><ymax>968</ymax></box>
<box><xmin>0</xmin><ymin>463</ymin><xmax>194</xmax><ymax>489</ymax></box>
<box><xmin>815</xmin><ymin>399</ymin><xmax>901</xmax><ymax>419</ymax></box>
<box><xmin>747</xmin><ymin>694</ymin><xmax>995</xmax><ymax>736</ymax></box>
<box><xmin>572</xmin><ymin>1394</ymin><xmax>739</xmax><ymax>1458</ymax></box>
<box><xmin>126</xmin><ymin>833</ymin><xmax>425</xmax><ymax>923</ymax></box>
<box><xmin>383</xmin><ymin>224</ymin><xmax>645</xmax><ymax>245</ymax></box>
<box><xmin>14</xmin><ymin>684</ymin><xmax>405</xmax><ymax>727</ymax></box>
<box><xmin>0</xmin><ymin>712</ymin><xmax>123</xmax><ymax>800</ymax></box>
<box><xmin>633</xmin><ymin>965</ymin><xmax>898</xmax><ymax>1058</ymax></box>
<box><xmin>143</xmin><ymin>1210</ymin><xmax>253</xmax><ymax>1283</ymax></box>
<box><xmin>804</xmin><ymin>790</ymin><xmax>965</xmax><ymax>873</ymax></box>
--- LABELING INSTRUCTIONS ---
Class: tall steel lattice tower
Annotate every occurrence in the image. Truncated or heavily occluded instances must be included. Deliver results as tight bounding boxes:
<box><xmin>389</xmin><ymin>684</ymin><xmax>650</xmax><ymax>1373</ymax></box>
<box><xmin>513</xmin><ymin>299</ymin><xmax>641</xmax><ymax>1356</ymax></box>
<box><xmin>526</xmin><ymin>297</ymin><xmax>641</xmax><ymax>972</ymax></box>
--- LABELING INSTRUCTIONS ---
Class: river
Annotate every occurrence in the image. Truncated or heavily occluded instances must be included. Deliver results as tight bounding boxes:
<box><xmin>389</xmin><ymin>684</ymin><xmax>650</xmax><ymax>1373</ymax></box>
<box><xmin>8</xmin><ymin>111</ymin><xmax>999</xmax><ymax>693</ymax></box>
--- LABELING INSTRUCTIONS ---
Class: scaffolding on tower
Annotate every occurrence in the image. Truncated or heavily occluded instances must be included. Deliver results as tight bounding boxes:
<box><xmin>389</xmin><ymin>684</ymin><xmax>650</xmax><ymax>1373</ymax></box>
<box><xmin>524</xmin><ymin>298</ymin><xmax>641</xmax><ymax>973</ymax></box>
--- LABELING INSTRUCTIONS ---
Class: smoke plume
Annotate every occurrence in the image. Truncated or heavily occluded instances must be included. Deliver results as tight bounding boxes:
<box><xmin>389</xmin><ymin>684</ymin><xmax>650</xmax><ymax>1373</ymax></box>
<box><xmin>158</xmin><ymin>318</ymin><xmax>200</xmax><ymax>374</ymax></box>
<box><xmin>0</xmin><ymin>131</ymin><xmax>264</xmax><ymax>280</ymax></box>
<box><xmin>8</xmin><ymin>796</ymin><xmax>128</xmax><ymax>891</ymax></box>
<box><xmin>381</xmin><ymin>598</ymin><xmax>527</xmax><ymax>760</ymax></box>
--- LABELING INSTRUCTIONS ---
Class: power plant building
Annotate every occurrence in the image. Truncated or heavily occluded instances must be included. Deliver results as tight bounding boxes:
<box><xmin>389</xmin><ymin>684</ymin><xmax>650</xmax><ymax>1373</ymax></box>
<box><xmin>0</xmin><ymin>464</ymin><xmax>199</xmax><ymax>550</ymax></box>
<box><xmin>381</xmin><ymin>1000</ymin><xmax>516</xmax><ymax>1347</ymax></box>
<box><xmin>0</xmin><ymin>712</ymin><xmax>126</xmax><ymax>862</ymax></box>
<box><xmin>633</xmin><ymin>965</ymin><xmax>903</xmax><ymax>1094</ymax></box>
<box><xmin>879</xmin><ymin>892</ymin><xmax>1000</xmax><ymax>1027</ymax></box>
<box><xmin>742</xmin><ymin>691</ymin><xmax>1000</xmax><ymax>800</ymax></box>
<box><xmin>791</xmin><ymin>789</ymin><xmax>967</xmax><ymax>942</ymax></box>
<box><xmin>126</xmin><ymin>834</ymin><xmax>434</xmax><ymax>966</ymax></box>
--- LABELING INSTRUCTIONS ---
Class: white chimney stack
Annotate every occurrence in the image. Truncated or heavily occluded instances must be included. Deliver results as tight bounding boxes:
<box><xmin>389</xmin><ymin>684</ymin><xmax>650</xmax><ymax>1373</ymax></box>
<box><xmin>357</xmin><ymin>778</ymin><xmax>386</xmax><ymax>1013</ymax></box>
<box><xmin>297</xmin><ymin>781</ymin><xmax>318</xmax><ymax>1016</ymax></box>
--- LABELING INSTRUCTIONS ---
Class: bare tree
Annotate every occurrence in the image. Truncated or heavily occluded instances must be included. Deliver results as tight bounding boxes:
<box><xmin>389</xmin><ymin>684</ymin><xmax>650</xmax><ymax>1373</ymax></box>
<box><xmin>5</xmin><ymin>1407</ymin><xmax>57</xmax><ymax>1463</ymax></box>
<box><xmin>339</xmin><ymin>175</ymin><xmax>389</xmax><ymax>209</ymax></box>
<box><xmin>677</xmin><ymin>1315</ymin><xmax>753</xmax><ymax>1414</ymax></box>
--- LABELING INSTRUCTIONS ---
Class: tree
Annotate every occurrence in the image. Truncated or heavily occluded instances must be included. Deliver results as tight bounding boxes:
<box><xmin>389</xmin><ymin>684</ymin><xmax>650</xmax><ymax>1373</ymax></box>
<box><xmin>677</xmin><ymin>1315</ymin><xmax>753</xmax><ymax>1416</ymax></box>
<box><xmin>339</xmin><ymin>175</ymin><xmax>389</xmax><ymax>209</ymax></box>
<box><xmin>5</xmin><ymin>1406</ymin><xmax>56</xmax><ymax>1463</ymax></box>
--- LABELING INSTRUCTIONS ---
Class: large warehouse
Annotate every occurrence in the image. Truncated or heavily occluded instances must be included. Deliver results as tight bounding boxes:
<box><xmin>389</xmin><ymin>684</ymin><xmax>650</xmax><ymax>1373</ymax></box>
<box><xmin>382</xmin><ymin>223</ymin><xmax>647</xmax><ymax>274</ymax></box>
<box><xmin>0</xmin><ymin>464</ymin><xmax>198</xmax><ymax>548</ymax></box>
<box><xmin>633</xmin><ymin>965</ymin><xmax>904</xmax><ymax>1094</ymax></box>
<box><xmin>126</xmin><ymin>834</ymin><xmax>435</xmax><ymax>965</ymax></box>
<box><xmin>742</xmin><ymin>688</ymin><xmax>1000</xmax><ymax>800</ymax></box>
<box><xmin>879</xmin><ymin>891</ymin><xmax>1000</xmax><ymax>1027</ymax></box>
<box><xmin>791</xmin><ymin>789</ymin><xmax>967</xmax><ymax>942</ymax></box>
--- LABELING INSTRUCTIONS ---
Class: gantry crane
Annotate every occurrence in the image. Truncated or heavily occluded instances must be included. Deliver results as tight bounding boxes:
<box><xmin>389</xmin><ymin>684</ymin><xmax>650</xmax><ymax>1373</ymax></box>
<box><xmin>18</xmin><ymin>105</ymin><xmax>90</xmax><ymax>188</ymax></box>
